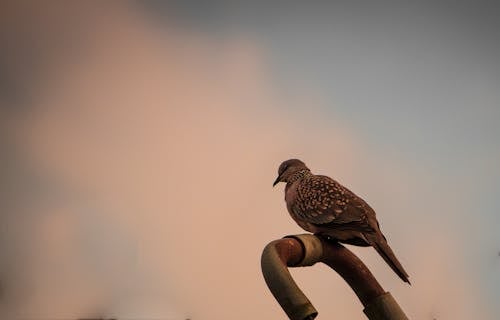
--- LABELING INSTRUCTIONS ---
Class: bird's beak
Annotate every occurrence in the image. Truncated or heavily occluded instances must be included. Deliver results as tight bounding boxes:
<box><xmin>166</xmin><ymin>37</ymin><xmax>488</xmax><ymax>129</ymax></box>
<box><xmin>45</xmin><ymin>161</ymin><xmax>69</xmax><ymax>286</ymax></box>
<box><xmin>273</xmin><ymin>175</ymin><xmax>282</xmax><ymax>187</ymax></box>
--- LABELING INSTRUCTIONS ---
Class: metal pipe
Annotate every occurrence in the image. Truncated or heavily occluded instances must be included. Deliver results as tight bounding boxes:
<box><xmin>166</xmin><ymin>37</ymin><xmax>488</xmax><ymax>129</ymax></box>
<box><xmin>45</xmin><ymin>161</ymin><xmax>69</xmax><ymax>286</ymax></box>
<box><xmin>261</xmin><ymin>234</ymin><xmax>409</xmax><ymax>320</ymax></box>
<box><xmin>363</xmin><ymin>292</ymin><xmax>409</xmax><ymax>320</ymax></box>
<box><xmin>315</xmin><ymin>235</ymin><xmax>385</xmax><ymax>307</ymax></box>
<box><xmin>261</xmin><ymin>237</ymin><xmax>318</xmax><ymax>320</ymax></box>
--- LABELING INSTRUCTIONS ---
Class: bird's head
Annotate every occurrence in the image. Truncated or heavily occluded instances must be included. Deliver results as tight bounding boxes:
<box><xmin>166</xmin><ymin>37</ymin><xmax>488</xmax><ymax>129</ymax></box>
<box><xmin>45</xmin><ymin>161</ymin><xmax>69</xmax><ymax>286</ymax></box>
<box><xmin>273</xmin><ymin>158</ymin><xmax>309</xmax><ymax>186</ymax></box>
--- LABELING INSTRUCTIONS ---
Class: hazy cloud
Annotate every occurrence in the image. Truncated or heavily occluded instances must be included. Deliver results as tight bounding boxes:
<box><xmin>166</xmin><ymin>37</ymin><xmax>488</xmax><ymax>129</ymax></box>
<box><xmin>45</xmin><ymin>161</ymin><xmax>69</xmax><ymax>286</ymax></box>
<box><xmin>1</xmin><ymin>2</ymin><xmax>497</xmax><ymax>319</ymax></box>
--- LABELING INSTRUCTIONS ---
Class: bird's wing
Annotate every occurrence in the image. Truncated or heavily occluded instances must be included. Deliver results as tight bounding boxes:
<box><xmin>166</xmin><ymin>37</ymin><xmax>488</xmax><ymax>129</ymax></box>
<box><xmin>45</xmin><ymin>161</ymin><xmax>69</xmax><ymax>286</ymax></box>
<box><xmin>293</xmin><ymin>175</ymin><xmax>375</xmax><ymax>232</ymax></box>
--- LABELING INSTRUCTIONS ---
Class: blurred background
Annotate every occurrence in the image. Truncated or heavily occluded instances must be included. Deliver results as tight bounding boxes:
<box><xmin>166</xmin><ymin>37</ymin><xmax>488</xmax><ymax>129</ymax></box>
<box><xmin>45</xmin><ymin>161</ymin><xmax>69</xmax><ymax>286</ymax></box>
<box><xmin>1</xmin><ymin>1</ymin><xmax>499</xmax><ymax>319</ymax></box>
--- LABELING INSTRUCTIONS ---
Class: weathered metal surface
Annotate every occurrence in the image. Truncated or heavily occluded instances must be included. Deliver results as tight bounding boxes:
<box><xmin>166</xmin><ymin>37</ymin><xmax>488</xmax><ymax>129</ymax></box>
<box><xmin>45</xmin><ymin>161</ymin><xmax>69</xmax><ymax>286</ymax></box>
<box><xmin>319</xmin><ymin>238</ymin><xmax>385</xmax><ymax>307</ymax></box>
<box><xmin>261</xmin><ymin>234</ymin><xmax>409</xmax><ymax>320</ymax></box>
<box><xmin>284</xmin><ymin>234</ymin><xmax>323</xmax><ymax>267</ymax></box>
<box><xmin>261</xmin><ymin>238</ymin><xmax>318</xmax><ymax>320</ymax></box>
<box><xmin>363</xmin><ymin>292</ymin><xmax>409</xmax><ymax>320</ymax></box>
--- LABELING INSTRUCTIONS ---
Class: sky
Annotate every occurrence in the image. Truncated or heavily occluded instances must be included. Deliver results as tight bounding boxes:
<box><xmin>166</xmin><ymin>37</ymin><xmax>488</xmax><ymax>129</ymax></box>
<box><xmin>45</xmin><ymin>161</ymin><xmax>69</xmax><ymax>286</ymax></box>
<box><xmin>1</xmin><ymin>1</ymin><xmax>499</xmax><ymax>319</ymax></box>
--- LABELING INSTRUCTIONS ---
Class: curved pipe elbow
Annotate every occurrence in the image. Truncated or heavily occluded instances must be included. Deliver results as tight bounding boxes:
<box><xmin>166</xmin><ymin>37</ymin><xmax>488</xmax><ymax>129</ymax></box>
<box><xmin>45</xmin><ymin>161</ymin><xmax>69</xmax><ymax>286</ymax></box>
<box><xmin>261</xmin><ymin>234</ymin><xmax>408</xmax><ymax>320</ymax></box>
<box><xmin>261</xmin><ymin>237</ymin><xmax>318</xmax><ymax>320</ymax></box>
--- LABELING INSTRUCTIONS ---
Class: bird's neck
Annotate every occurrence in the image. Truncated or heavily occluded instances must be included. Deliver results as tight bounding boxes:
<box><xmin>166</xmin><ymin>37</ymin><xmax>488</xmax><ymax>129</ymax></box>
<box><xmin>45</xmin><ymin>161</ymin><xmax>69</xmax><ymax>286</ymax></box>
<box><xmin>287</xmin><ymin>169</ymin><xmax>312</xmax><ymax>185</ymax></box>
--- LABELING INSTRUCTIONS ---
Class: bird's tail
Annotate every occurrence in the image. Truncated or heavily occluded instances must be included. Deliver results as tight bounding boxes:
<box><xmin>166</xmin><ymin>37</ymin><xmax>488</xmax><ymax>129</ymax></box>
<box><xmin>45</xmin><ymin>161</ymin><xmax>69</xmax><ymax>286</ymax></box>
<box><xmin>368</xmin><ymin>234</ymin><xmax>411</xmax><ymax>284</ymax></box>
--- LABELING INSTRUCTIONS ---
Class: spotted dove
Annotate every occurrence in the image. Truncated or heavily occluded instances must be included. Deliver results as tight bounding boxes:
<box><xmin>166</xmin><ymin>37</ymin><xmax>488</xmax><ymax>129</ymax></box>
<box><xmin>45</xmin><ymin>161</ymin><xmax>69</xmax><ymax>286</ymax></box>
<box><xmin>273</xmin><ymin>158</ymin><xmax>410</xmax><ymax>284</ymax></box>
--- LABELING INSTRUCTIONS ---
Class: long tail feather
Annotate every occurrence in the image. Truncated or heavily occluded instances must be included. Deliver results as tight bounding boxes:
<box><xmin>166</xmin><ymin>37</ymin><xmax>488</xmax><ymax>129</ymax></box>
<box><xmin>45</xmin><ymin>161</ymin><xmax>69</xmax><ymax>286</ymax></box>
<box><xmin>368</xmin><ymin>234</ymin><xmax>410</xmax><ymax>284</ymax></box>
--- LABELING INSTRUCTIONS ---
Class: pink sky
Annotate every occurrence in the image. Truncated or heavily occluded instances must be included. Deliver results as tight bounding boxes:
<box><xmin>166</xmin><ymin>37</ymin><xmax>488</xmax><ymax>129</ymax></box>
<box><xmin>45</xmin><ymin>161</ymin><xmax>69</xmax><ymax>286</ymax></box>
<box><xmin>1</xmin><ymin>2</ymin><xmax>495</xmax><ymax>319</ymax></box>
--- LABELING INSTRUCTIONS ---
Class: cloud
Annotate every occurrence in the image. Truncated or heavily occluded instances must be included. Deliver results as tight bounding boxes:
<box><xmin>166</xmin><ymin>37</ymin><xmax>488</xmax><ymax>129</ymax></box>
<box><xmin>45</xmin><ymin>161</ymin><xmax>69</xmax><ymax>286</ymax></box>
<box><xmin>0</xmin><ymin>2</ymin><xmax>495</xmax><ymax>320</ymax></box>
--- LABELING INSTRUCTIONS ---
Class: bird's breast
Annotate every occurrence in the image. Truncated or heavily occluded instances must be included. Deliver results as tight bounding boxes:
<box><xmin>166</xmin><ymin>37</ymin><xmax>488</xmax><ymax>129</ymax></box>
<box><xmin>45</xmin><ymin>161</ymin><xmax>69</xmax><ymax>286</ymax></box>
<box><xmin>284</xmin><ymin>181</ymin><xmax>318</xmax><ymax>233</ymax></box>
<box><xmin>285</xmin><ymin>183</ymin><xmax>297</xmax><ymax>210</ymax></box>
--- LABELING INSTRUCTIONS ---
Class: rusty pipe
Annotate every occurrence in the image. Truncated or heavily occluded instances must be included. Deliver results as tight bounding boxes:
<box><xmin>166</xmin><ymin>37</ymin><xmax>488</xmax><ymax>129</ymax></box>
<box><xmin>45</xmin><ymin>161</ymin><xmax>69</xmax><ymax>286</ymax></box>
<box><xmin>261</xmin><ymin>234</ymin><xmax>408</xmax><ymax>320</ymax></box>
<box><xmin>261</xmin><ymin>237</ymin><xmax>318</xmax><ymax>320</ymax></box>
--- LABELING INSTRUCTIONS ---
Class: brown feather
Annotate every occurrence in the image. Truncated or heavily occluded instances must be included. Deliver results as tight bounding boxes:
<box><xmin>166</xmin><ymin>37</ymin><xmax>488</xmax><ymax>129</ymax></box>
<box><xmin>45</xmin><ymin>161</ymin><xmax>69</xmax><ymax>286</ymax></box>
<box><xmin>277</xmin><ymin>160</ymin><xmax>411</xmax><ymax>284</ymax></box>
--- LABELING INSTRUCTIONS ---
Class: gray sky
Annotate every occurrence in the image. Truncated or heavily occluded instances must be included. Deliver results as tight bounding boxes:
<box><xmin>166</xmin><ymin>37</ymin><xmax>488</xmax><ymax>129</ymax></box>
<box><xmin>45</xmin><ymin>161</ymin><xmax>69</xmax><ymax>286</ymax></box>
<box><xmin>1</xmin><ymin>1</ymin><xmax>499</xmax><ymax>319</ymax></box>
<box><xmin>152</xmin><ymin>0</ymin><xmax>500</xmax><ymax>309</ymax></box>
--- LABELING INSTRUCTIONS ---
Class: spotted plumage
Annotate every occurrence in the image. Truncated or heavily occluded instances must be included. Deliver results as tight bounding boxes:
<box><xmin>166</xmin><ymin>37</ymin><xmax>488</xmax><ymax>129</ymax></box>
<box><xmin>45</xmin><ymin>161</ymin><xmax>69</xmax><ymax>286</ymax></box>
<box><xmin>291</xmin><ymin>174</ymin><xmax>370</xmax><ymax>226</ymax></box>
<box><xmin>273</xmin><ymin>158</ymin><xmax>410</xmax><ymax>284</ymax></box>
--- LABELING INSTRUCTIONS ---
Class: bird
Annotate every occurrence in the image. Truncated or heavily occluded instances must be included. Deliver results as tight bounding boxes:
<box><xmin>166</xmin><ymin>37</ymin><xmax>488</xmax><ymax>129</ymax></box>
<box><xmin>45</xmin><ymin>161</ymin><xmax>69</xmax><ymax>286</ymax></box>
<box><xmin>273</xmin><ymin>158</ymin><xmax>410</xmax><ymax>284</ymax></box>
